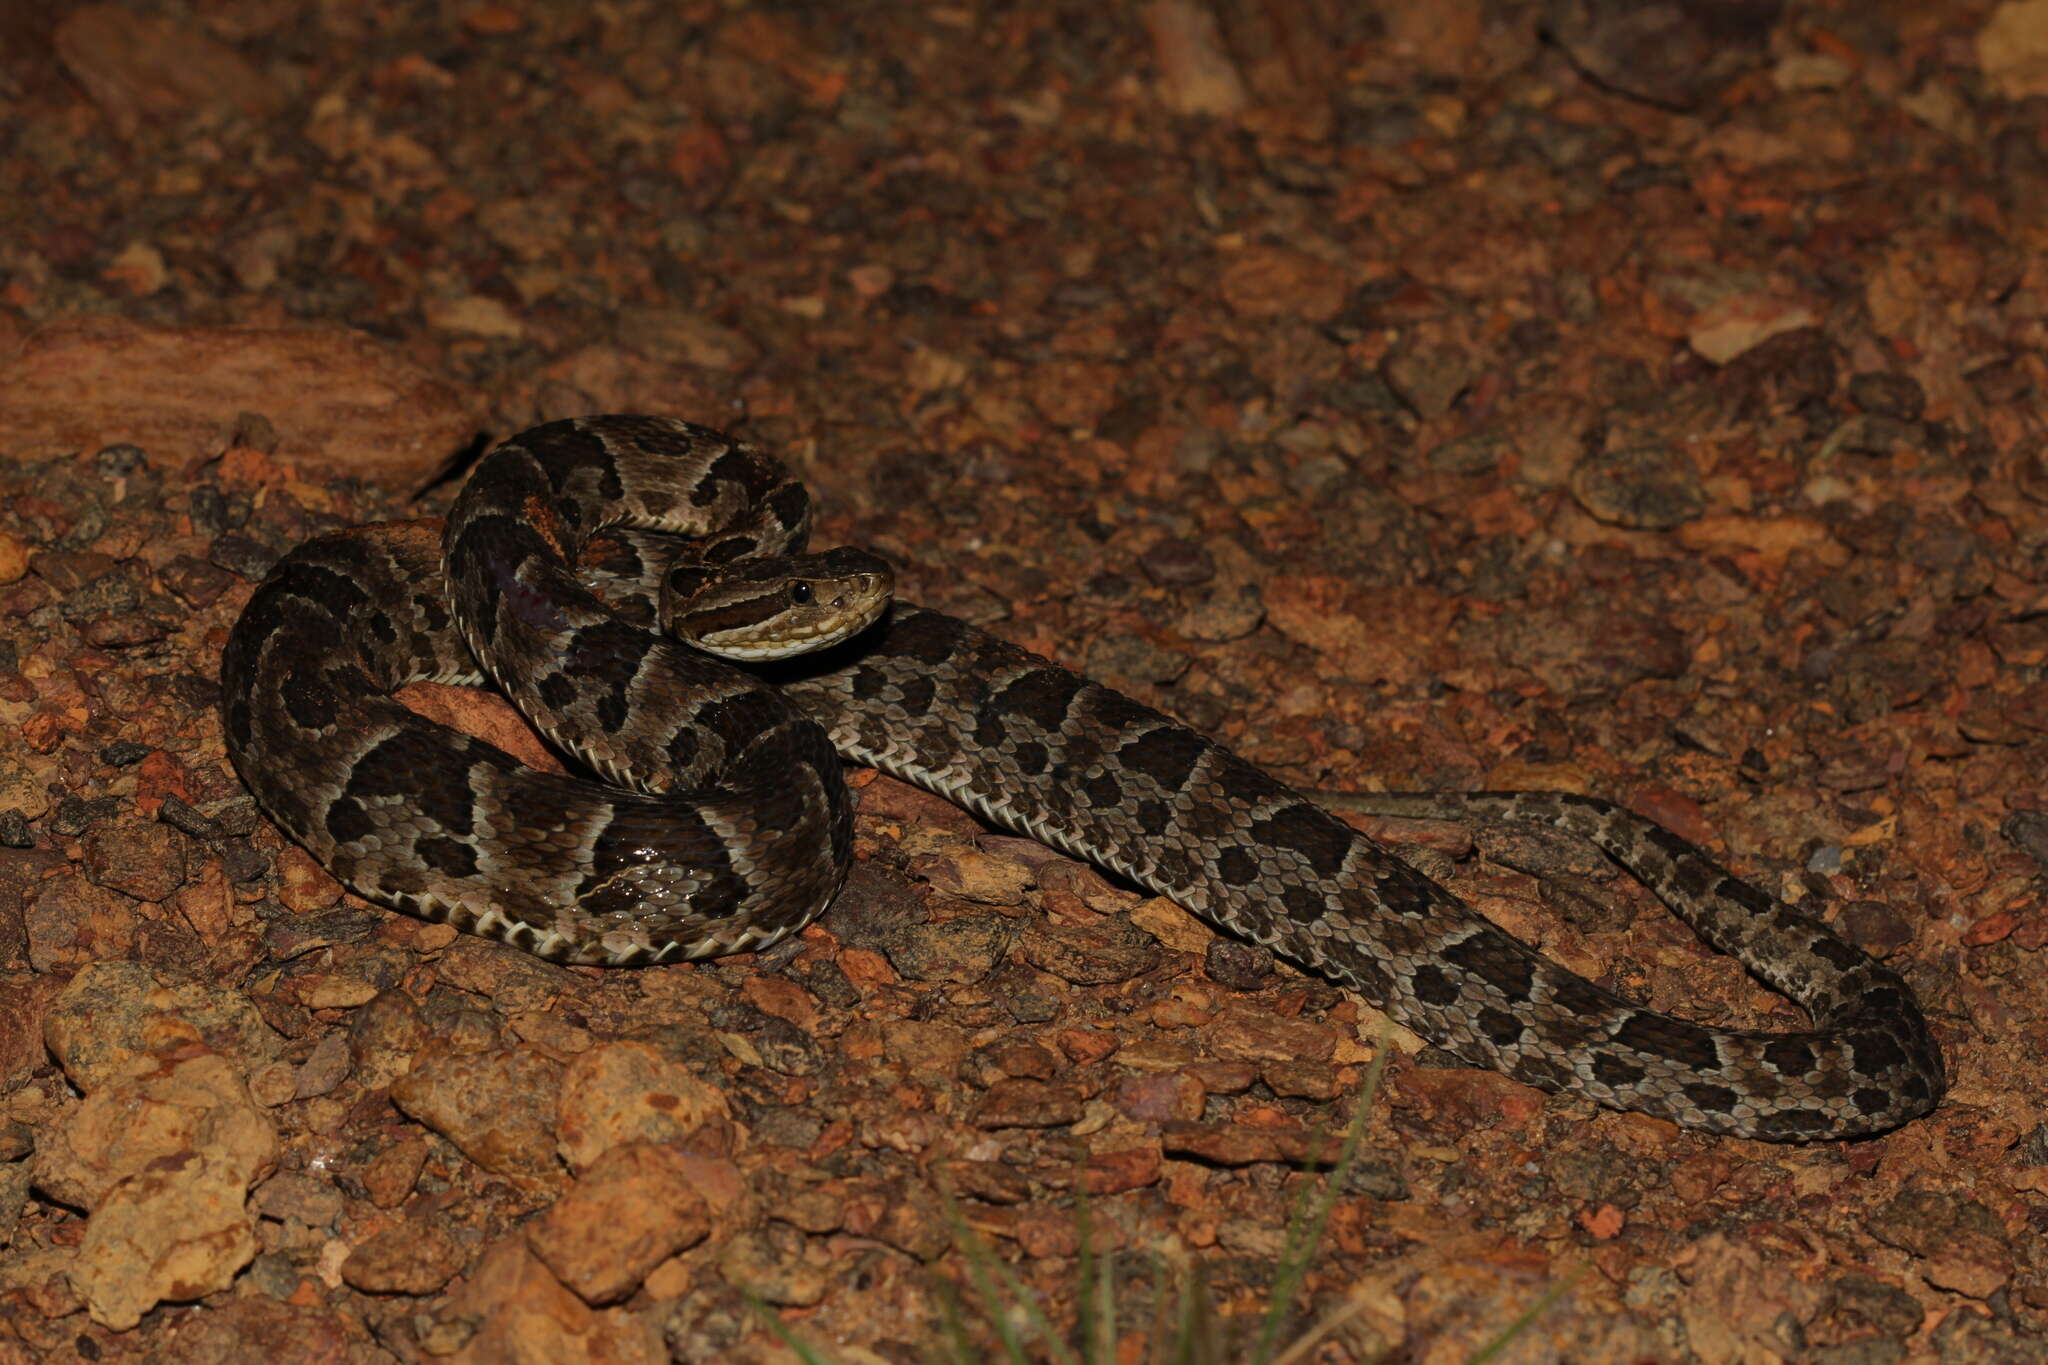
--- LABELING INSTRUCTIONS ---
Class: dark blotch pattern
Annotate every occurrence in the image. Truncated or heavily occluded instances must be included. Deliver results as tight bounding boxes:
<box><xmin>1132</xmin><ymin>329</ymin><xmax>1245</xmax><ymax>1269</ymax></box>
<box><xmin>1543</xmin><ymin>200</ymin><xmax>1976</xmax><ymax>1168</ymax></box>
<box><xmin>1083</xmin><ymin>772</ymin><xmax>1123</xmax><ymax>810</ymax></box>
<box><xmin>1280</xmin><ymin>883</ymin><xmax>1325</xmax><ymax>921</ymax></box>
<box><xmin>1476</xmin><ymin>1005</ymin><xmax>1524</xmax><ymax>1045</ymax></box>
<box><xmin>1590</xmin><ymin>1053</ymin><xmax>1646</xmax><ymax>1089</ymax></box>
<box><xmin>1609</xmin><ymin>1012</ymin><xmax>1720</xmax><ymax>1072</ymax></box>
<box><xmin>1409</xmin><ymin>963</ymin><xmax>1459</xmax><ymax>1007</ymax></box>
<box><xmin>1682</xmin><ymin>1082</ymin><xmax>1740</xmax><ymax>1114</ymax></box>
<box><xmin>1374</xmin><ymin>864</ymin><xmax>1439</xmax><ymax>916</ymax></box>
<box><xmin>1508</xmin><ymin>1055</ymin><xmax>1567</xmax><ymax>1091</ymax></box>
<box><xmin>416</xmin><ymin>835</ymin><xmax>480</xmax><ymax>878</ymax></box>
<box><xmin>1214</xmin><ymin>847</ymin><xmax>1261</xmax><ymax>886</ymax></box>
<box><xmin>537</xmin><ymin>672</ymin><xmax>577</xmax><ymax>711</ymax></box>
<box><xmin>1761</xmin><ymin>1038</ymin><xmax>1817</xmax><ymax>1078</ymax></box>
<box><xmin>1714</xmin><ymin>875</ymin><xmax>1775</xmax><ymax>916</ymax></box>
<box><xmin>1808</xmin><ymin>934</ymin><xmax>1867</xmax><ymax>972</ymax></box>
<box><xmin>1850</xmin><ymin>1029</ymin><xmax>1908</xmax><ymax>1074</ymax></box>
<box><xmin>1441</xmin><ymin>932</ymin><xmax>1536</xmax><ymax>1003</ymax></box>
<box><xmin>1247</xmin><ymin>803</ymin><xmax>1352</xmax><ymax>879</ymax></box>
<box><xmin>992</xmin><ymin>669</ymin><xmax>1086</xmax><ymax>734</ymax></box>
<box><xmin>1113</xmin><ymin>725</ymin><xmax>1209</xmax><ymax>790</ymax></box>
<box><xmin>895</xmin><ymin>674</ymin><xmax>935</xmax><ymax>715</ymax></box>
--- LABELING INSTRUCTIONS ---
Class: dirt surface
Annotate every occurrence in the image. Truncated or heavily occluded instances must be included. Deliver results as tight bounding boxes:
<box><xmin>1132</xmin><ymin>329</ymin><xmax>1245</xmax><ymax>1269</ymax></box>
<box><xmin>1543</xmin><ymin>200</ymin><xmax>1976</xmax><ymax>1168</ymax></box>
<box><xmin>1</xmin><ymin>1</ymin><xmax>2045</xmax><ymax>1360</ymax></box>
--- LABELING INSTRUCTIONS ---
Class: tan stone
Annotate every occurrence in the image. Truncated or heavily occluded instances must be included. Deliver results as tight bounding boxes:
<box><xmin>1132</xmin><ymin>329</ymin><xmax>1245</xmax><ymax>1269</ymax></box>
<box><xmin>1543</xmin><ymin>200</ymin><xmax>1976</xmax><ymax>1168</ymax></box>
<box><xmin>0</xmin><ymin>317</ymin><xmax>482</xmax><ymax>488</ymax></box>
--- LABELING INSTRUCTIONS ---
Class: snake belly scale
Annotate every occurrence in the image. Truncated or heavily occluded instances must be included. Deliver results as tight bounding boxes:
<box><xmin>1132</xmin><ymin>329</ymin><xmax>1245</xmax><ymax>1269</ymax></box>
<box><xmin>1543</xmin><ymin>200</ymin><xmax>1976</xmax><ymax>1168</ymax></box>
<box><xmin>220</xmin><ymin>415</ymin><xmax>1945</xmax><ymax>1140</ymax></box>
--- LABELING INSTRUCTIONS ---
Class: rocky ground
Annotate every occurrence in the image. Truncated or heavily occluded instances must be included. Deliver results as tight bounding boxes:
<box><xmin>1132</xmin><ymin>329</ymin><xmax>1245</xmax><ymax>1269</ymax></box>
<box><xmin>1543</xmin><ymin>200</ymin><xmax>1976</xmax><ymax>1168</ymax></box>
<box><xmin>2</xmin><ymin>1</ymin><xmax>2046</xmax><ymax>1361</ymax></box>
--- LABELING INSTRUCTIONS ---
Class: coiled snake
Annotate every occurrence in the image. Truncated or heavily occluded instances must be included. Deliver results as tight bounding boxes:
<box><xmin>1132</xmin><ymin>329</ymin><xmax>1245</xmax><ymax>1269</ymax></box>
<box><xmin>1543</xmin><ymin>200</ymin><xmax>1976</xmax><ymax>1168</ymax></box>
<box><xmin>220</xmin><ymin>415</ymin><xmax>1945</xmax><ymax>1139</ymax></box>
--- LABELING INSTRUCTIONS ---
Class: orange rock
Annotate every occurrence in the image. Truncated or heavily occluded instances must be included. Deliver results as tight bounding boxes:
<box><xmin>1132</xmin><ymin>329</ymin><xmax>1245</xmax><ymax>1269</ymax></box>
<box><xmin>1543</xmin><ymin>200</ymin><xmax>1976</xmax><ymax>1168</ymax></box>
<box><xmin>1</xmin><ymin>317</ymin><xmax>481</xmax><ymax>487</ymax></box>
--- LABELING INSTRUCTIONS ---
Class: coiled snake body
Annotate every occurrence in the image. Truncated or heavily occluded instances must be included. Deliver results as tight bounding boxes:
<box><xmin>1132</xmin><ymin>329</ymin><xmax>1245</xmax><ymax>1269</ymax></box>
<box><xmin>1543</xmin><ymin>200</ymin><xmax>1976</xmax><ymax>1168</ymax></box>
<box><xmin>221</xmin><ymin>416</ymin><xmax>1945</xmax><ymax>1139</ymax></box>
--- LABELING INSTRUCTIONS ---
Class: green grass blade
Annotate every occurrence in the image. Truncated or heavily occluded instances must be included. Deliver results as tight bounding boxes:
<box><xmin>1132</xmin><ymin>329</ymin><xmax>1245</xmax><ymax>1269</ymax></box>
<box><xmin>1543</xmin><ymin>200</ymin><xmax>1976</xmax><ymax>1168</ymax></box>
<box><xmin>1262</xmin><ymin>1284</ymin><xmax>1387</xmax><ymax>1365</ymax></box>
<box><xmin>1248</xmin><ymin>1036</ymin><xmax>1391</xmax><ymax>1365</ymax></box>
<box><xmin>934</xmin><ymin>1274</ymin><xmax>987</xmax><ymax>1365</ymax></box>
<box><xmin>1170</xmin><ymin>1254</ymin><xmax>1201</xmax><ymax>1365</ymax></box>
<box><xmin>743</xmin><ymin>1291</ymin><xmax>837</xmax><ymax>1365</ymax></box>
<box><xmin>1075</xmin><ymin>1173</ymin><xmax>1098</xmax><ymax>1362</ymax></box>
<box><xmin>1144</xmin><ymin>1251</ymin><xmax>1172</xmax><ymax>1365</ymax></box>
<box><xmin>1074</xmin><ymin>1174</ymin><xmax>1121</xmax><ymax>1365</ymax></box>
<box><xmin>1465</xmin><ymin>1263</ymin><xmax>1585</xmax><ymax>1365</ymax></box>
<box><xmin>939</xmin><ymin>1181</ymin><xmax>1081</xmax><ymax>1365</ymax></box>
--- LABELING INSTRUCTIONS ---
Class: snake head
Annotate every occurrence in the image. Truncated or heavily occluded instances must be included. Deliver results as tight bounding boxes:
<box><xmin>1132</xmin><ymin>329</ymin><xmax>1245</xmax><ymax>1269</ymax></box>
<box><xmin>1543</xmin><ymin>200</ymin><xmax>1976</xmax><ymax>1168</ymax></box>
<box><xmin>662</xmin><ymin>546</ymin><xmax>893</xmax><ymax>661</ymax></box>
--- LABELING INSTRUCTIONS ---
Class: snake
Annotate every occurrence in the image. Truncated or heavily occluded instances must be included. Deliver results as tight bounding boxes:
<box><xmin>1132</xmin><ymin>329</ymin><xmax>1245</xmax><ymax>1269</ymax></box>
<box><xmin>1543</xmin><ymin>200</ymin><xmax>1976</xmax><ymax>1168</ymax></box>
<box><xmin>219</xmin><ymin>415</ymin><xmax>1946</xmax><ymax>1140</ymax></box>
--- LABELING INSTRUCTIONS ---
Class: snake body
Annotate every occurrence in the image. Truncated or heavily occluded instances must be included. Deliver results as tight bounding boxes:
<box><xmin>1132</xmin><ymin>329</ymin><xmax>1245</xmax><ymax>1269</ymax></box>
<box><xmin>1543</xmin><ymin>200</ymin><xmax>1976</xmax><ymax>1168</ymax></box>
<box><xmin>221</xmin><ymin>416</ymin><xmax>1945</xmax><ymax>1139</ymax></box>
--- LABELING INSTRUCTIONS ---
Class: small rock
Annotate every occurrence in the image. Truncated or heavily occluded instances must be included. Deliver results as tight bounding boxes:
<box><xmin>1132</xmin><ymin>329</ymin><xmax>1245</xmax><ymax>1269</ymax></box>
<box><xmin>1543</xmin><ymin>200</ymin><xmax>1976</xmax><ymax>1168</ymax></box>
<box><xmin>990</xmin><ymin>963</ymin><xmax>1063</xmax><ymax>1023</ymax></box>
<box><xmin>0</xmin><ymin>317</ymin><xmax>482</xmax><ymax>485</ymax></box>
<box><xmin>41</xmin><ymin>961</ymin><xmax>280</xmax><ymax>1091</ymax></box>
<box><xmin>1216</xmin><ymin>246</ymin><xmax>1348</xmax><ymax>323</ymax></box>
<box><xmin>80</xmin><ymin>820</ymin><xmax>189</xmax><ymax>901</ymax></box>
<box><xmin>1145</xmin><ymin>0</ymin><xmax>1248</xmax><ymax>116</ymax></box>
<box><xmin>80</xmin><ymin>612</ymin><xmax>168</xmax><ymax>647</ymax></box>
<box><xmin>98</xmin><ymin>739</ymin><xmax>150</xmax><ymax>766</ymax></box>
<box><xmin>0</xmin><ymin>976</ymin><xmax>63</xmax><ymax>1095</ymax></box>
<box><xmin>1426</xmin><ymin>424</ymin><xmax>1514</xmax><ymax>475</ymax></box>
<box><xmin>28</xmin><ymin>549</ymin><xmax>117</xmax><ymax>592</ymax></box>
<box><xmin>1263</xmin><ymin>1059</ymin><xmax>1342</xmax><ymax>1101</ymax></box>
<box><xmin>53</xmin><ymin>4</ymin><xmax>286</xmax><ymax>135</ymax></box>
<box><xmin>879</xmin><ymin>911</ymin><xmax>1011</xmax><ymax>984</ymax></box>
<box><xmin>1110</xmin><ymin>1071</ymin><xmax>1206</xmax><ymax>1124</ymax></box>
<box><xmin>25</xmin><ymin>873</ymin><xmax>141</xmax><ymax>972</ymax></box>
<box><xmin>554</xmin><ymin>1041</ymin><xmax>730</xmax><ymax>1172</ymax></box>
<box><xmin>1204</xmin><ymin>940</ymin><xmax>1275</xmax><ymax>990</ymax></box>
<box><xmin>526</xmin><ymin>1143</ymin><xmax>712</xmax><ymax>1305</ymax></box>
<box><xmin>2002</xmin><ymin>810</ymin><xmax>2048</xmax><ymax>868</ymax></box>
<box><xmin>0</xmin><ymin>1158</ymin><xmax>31</xmax><ymax>1246</ymax></box>
<box><xmin>1382</xmin><ymin>339</ymin><xmax>1475</xmax><ymax>419</ymax></box>
<box><xmin>1175</xmin><ymin>583</ymin><xmax>1264</xmax><ymax>642</ymax></box>
<box><xmin>422</xmin><ymin>1239</ymin><xmax>657</xmax><ymax>1361</ymax></box>
<box><xmin>390</xmin><ymin>1046</ymin><xmax>565</xmax><ymax>1183</ymax></box>
<box><xmin>360</xmin><ymin>1134</ymin><xmax>431</xmax><ymax>1210</ymax></box>
<box><xmin>1138</xmin><ymin>537</ymin><xmax>1215</xmax><ymax>586</ymax></box>
<box><xmin>970</xmin><ymin>1078</ymin><xmax>1085</xmax><ymax>1129</ymax></box>
<box><xmin>1395</xmin><ymin>1066</ymin><xmax>1547</xmax><ymax>1135</ymax></box>
<box><xmin>1570</xmin><ymin>444</ymin><xmax>1708</xmax><ymax>529</ymax></box>
<box><xmin>1159</xmin><ymin>1121</ymin><xmax>1312</xmax><ymax>1165</ymax></box>
<box><xmin>716</xmin><ymin>1231</ymin><xmax>830</xmax><ymax>1307</ymax></box>
<box><xmin>1867</xmin><ymin>1189</ymin><xmax>2012</xmax><ymax>1299</ymax></box>
<box><xmin>49</xmin><ymin>794</ymin><xmax>122</xmax><ymax>836</ymax></box>
<box><xmin>344</xmin><ymin>986</ymin><xmax>428</xmax><ymax>1096</ymax></box>
<box><xmin>273</xmin><ymin>845</ymin><xmax>343</xmax><ymax>913</ymax></box>
<box><xmin>1847</xmin><ymin>371</ymin><xmax>1927</xmax><ymax>420</ymax></box>
<box><xmin>158</xmin><ymin>555</ymin><xmax>238</xmax><ymax>607</ymax></box>
<box><xmin>1082</xmin><ymin>633</ymin><xmax>1190</xmax><ymax>690</ymax></box>
<box><xmin>1016</xmin><ymin>918</ymin><xmax>1160</xmax><ymax>986</ymax></box>
<box><xmin>32</xmin><ymin>1050</ymin><xmax>277</xmax><ymax>1331</ymax></box>
<box><xmin>155</xmin><ymin>793</ymin><xmax>222</xmax><ymax>839</ymax></box>
<box><xmin>339</xmin><ymin>1218</ymin><xmax>470</xmax><ymax>1295</ymax></box>
<box><xmin>911</xmin><ymin>848</ymin><xmax>1032</xmax><ymax>905</ymax></box>
<box><xmin>1207</xmin><ymin>1007</ymin><xmax>1337</xmax><ymax>1065</ymax></box>
<box><xmin>206</xmin><ymin>533</ymin><xmax>277</xmax><ymax>580</ymax></box>
<box><xmin>0</xmin><ymin>530</ymin><xmax>27</xmax><ymax>586</ymax></box>
<box><xmin>1837</xmin><ymin>900</ymin><xmax>1916</xmax><ymax>958</ymax></box>
<box><xmin>252</xmin><ymin>1172</ymin><xmax>344</xmax><ymax>1229</ymax></box>
<box><xmin>292</xmin><ymin>1031</ymin><xmax>353</xmax><ymax>1099</ymax></box>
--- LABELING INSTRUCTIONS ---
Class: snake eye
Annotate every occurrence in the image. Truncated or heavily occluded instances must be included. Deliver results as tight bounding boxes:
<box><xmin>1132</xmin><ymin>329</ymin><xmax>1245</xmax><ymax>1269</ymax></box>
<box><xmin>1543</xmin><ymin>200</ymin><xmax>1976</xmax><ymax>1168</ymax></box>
<box><xmin>789</xmin><ymin>582</ymin><xmax>812</xmax><ymax>605</ymax></box>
